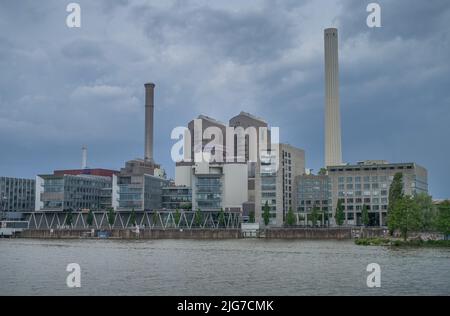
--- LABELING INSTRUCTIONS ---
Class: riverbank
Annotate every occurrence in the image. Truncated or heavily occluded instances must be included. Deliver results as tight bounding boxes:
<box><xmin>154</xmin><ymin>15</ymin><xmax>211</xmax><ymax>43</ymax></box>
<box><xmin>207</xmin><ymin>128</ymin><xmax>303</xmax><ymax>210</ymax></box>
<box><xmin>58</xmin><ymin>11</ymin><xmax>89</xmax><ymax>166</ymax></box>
<box><xmin>18</xmin><ymin>228</ymin><xmax>241</xmax><ymax>239</ymax></box>
<box><xmin>16</xmin><ymin>227</ymin><xmax>390</xmax><ymax>240</ymax></box>
<box><xmin>355</xmin><ymin>237</ymin><xmax>450</xmax><ymax>247</ymax></box>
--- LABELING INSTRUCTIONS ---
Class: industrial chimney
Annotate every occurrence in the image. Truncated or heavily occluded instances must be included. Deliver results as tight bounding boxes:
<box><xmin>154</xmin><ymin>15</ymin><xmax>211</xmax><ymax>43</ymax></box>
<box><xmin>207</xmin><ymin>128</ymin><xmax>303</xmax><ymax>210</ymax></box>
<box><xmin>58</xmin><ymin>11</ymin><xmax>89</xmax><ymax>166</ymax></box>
<box><xmin>324</xmin><ymin>28</ymin><xmax>343</xmax><ymax>167</ymax></box>
<box><xmin>81</xmin><ymin>145</ymin><xmax>88</xmax><ymax>169</ymax></box>
<box><xmin>144</xmin><ymin>83</ymin><xmax>155</xmax><ymax>162</ymax></box>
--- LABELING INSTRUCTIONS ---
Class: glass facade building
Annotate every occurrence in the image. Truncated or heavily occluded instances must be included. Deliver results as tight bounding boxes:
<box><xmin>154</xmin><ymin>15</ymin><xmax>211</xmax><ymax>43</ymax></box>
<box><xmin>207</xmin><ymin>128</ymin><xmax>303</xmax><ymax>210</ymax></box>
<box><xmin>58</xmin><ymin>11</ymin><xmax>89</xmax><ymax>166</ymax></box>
<box><xmin>260</xmin><ymin>152</ymin><xmax>278</xmax><ymax>223</ymax></box>
<box><xmin>118</xmin><ymin>174</ymin><xmax>168</xmax><ymax>211</ymax></box>
<box><xmin>162</xmin><ymin>186</ymin><xmax>192</xmax><ymax>210</ymax></box>
<box><xmin>38</xmin><ymin>174</ymin><xmax>112</xmax><ymax>211</ymax></box>
<box><xmin>195</xmin><ymin>175</ymin><xmax>222</xmax><ymax>209</ymax></box>
<box><xmin>296</xmin><ymin>174</ymin><xmax>332</xmax><ymax>214</ymax></box>
<box><xmin>0</xmin><ymin>177</ymin><xmax>35</xmax><ymax>218</ymax></box>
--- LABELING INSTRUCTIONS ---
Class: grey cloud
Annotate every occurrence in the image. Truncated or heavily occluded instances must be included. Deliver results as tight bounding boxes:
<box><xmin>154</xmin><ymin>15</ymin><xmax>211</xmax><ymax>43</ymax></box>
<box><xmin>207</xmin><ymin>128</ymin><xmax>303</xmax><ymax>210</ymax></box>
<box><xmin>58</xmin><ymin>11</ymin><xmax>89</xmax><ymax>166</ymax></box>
<box><xmin>61</xmin><ymin>39</ymin><xmax>104</xmax><ymax>60</ymax></box>
<box><xmin>130</xmin><ymin>2</ymin><xmax>296</xmax><ymax>64</ymax></box>
<box><xmin>0</xmin><ymin>0</ymin><xmax>449</xmax><ymax>198</ymax></box>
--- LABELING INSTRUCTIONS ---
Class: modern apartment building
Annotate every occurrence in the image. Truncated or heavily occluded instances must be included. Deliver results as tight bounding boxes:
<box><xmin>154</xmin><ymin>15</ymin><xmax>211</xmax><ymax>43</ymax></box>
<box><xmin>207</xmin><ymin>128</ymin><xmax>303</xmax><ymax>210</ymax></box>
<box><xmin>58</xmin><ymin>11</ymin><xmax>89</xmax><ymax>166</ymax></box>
<box><xmin>327</xmin><ymin>160</ymin><xmax>428</xmax><ymax>226</ymax></box>
<box><xmin>0</xmin><ymin>177</ymin><xmax>35</xmax><ymax>219</ymax></box>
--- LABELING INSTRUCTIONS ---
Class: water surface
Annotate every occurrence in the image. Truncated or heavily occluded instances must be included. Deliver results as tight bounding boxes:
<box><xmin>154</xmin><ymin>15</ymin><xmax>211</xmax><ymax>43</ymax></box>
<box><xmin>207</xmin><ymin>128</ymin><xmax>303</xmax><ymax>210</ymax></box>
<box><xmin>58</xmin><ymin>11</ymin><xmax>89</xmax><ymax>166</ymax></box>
<box><xmin>0</xmin><ymin>239</ymin><xmax>449</xmax><ymax>295</ymax></box>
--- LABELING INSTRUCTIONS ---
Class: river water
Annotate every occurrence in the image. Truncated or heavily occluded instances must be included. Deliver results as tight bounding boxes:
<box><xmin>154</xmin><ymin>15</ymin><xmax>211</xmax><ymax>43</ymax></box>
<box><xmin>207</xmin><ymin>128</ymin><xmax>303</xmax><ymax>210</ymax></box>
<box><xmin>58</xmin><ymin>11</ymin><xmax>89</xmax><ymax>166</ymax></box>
<box><xmin>0</xmin><ymin>239</ymin><xmax>449</xmax><ymax>296</ymax></box>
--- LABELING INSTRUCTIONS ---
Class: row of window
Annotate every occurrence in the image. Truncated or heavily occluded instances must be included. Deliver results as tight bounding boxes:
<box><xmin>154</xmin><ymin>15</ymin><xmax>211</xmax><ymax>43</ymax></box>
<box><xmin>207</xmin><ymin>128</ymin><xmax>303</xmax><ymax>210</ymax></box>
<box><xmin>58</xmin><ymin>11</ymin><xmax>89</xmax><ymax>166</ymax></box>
<box><xmin>338</xmin><ymin>176</ymin><xmax>390</xmax><ymax>183</ymax></box>
<box><xmin>344</xmin><ymin>205</ymin><xmax>388</xmax><ymax>211</ymax></box>
<box><xmin>338</xmin><ymin>190</ymin><xmax>388</xmax><ymax>197</ymax></box>
<box><xmin>341</xmin><ymin>197</ymin><xmax>388</xmax><ymax>204</ymax></box>
<box><xmin>338</xmin><ymin>183</ymin><xmax>388</xmax><ymax>190</ymax></box>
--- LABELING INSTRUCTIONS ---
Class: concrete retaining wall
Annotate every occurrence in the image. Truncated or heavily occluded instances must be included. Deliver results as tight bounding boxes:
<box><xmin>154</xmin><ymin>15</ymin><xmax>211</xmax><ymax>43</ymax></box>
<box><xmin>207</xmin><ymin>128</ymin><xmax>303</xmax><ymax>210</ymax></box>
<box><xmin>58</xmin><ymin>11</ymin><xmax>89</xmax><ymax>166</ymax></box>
<box><xmin>19</xmin><ymin>227</ymin><xmax>390</xmax><ymax>240</ymax></box>
<box><xmin>19</xmin><ymin>229</ymin><xmax>241</xmax><ymax>240</ymax></box>
<box><xmin>264</xmin><ymin>227</ymin><xmax>389</xmax><ymax>239</ymax></box>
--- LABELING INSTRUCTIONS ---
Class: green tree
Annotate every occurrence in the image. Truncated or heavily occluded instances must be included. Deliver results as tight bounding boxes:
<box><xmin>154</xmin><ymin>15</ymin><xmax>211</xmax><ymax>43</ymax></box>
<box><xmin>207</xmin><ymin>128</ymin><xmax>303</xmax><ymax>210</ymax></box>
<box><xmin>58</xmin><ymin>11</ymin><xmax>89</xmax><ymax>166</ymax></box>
<box><xmin>174</xmin><ymin>209</ymin><xmax>181</xmax><ymax>227</ymax></box>
<box><xmin>262</xmin><ymin>201</ymin><xmax>271</xmax><ymax>226</ymax></box>
<box><xmin>414</xmin><ymin>193</ymin><xmax>434</xmax><ymax>231</ymax></box>
<box><xmin>107</xmin><ymin>208</ymin><xmax>115</xmax><ymax>227</ymax></box>
<box><xmin>434</xmin><ymin>200</ymin><xmax>450</xmax><ymax>239</ymax></box>
<box><xmin>362</xmin><ymin>204</ymin><xmax>369</xmax><ymax>227</ymax></box>
<box><xmin>182</xmin><ymin>203</ymin><xmax>192</xmax><ymax>210</ymax></box>
<box><xmin>318</xmin><ymin>168</ymin><xmax>327</xmax><ymax>175</ymax></box>
<box><xmin>249</xmin><ymin>211</ymin><xmax>255</xmax><ymax>223</ymax></box>
<box><xmin>323</xmin><ymin>211</ymin><xmax>330</xmax><ymax>227</ymax></box>
<box><xmin>335</xmin><ymin>199</ymin><xmax>345</xmax><ymax>226</ymax></box>
<box><xmin>310</xmin><ymin>207</ymin><xmax>320</xmax><ymax>227</ymax></box>
<box><xmin>86</xmin><ymin>209</ymin><xmax>94</xmax><ymax>227</ymax></box>
<box><xmin>286</xmin><ymin>207</ymin><xmax>296</xmax><ymax>226</ymax></box>
<box><xmin>391</xmin><ymin>195</ymin><xmax>422</xmax><ymax>241</ymax></box>
<box><xmin>129</xmin><ymin>208</ymin><xmax>136</xmax><ymax>227</ymax></box>
<box><xmin>218</xmin><ymin>208</ymin><xmax>225</xmax><ymax>227</ymax></box>
<box><xmin>195</xmin><ymin>208</ymin><xmax>203</xmax><ymax>227</ymax></box>
<box><xmin>152</xmin><ymin>210</ymin><xmax>159</xmax><ymax>226</ymax></box>
<box><xmin>65</xmin><ymin>210</ymin><xmax>73</xmax><ymax>227</ymax></box>
<box><xmin>298</xmin><ymin>214</ymin><xmax>305</xmax><ymax>225</ymax></box>
<box><xmin>388</xmin><ymin>172</ymin><xmax>404</xmax><ymax>233</ymax></box>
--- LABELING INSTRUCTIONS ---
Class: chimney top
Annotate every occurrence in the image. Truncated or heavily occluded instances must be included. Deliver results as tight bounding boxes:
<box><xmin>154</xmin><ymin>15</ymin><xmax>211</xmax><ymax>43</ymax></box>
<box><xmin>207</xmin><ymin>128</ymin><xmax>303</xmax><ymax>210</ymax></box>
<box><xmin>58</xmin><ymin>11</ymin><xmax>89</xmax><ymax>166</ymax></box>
<box><xmin>145</xmin><ymin>82</ymin><xmax>155</xmax><ymax>88</ymax></box>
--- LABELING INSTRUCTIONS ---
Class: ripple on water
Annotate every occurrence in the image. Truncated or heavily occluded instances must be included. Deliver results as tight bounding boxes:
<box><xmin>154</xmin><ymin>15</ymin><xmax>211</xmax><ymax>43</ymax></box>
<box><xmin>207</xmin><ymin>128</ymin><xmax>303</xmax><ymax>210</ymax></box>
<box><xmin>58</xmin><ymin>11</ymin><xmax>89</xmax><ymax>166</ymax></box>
<box><xmin>0</xmin><ymin>239</ymin><xmax>449</xmax><ymax>295</ymax></box>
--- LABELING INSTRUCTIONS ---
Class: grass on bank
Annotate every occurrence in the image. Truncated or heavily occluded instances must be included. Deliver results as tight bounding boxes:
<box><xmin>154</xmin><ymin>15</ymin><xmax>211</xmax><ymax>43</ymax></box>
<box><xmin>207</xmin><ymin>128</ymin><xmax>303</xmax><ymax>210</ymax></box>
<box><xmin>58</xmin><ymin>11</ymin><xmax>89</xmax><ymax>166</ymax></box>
<box><xmin>355</xmin><ymin>238</ymin><xmax>450</xmax><ymax>247</ymax></box>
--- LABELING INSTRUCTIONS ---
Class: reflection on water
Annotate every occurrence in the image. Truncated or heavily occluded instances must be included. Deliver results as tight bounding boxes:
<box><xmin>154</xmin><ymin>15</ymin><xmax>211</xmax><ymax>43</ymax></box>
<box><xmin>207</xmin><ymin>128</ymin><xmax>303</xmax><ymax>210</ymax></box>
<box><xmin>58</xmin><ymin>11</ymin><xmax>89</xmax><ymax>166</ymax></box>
<box><xmin>0</xmin><ymin>239</ymin><xmax>449</xmax><ymax>296</ymax></box>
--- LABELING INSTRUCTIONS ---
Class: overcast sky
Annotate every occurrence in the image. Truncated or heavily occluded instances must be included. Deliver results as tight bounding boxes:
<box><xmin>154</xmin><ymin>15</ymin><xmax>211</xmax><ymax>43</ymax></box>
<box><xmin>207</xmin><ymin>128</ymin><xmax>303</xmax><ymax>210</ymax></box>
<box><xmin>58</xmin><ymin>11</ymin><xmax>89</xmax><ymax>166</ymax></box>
<box><xmin>1</xmin><ymin>0</ymin><xmax>449</xmax><ymax>198</ymax></box>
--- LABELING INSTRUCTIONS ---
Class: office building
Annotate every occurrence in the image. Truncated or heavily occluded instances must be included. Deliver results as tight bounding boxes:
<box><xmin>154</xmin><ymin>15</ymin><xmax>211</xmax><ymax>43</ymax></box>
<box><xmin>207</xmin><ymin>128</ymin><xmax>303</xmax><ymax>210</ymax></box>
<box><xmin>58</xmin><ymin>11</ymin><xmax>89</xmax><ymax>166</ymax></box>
<box><xmin>162</xmin><ymin>186</ymin><xmax>192</xmax><ymax>210</ymax></box>
<box><xmin>0</xmin><ymin>177</ymin><xmax>35</xmax><ymax>219</ymax></box>
<box><xmin>176</xmin><ymin>160</ymin><xmax>248</xmax><ymax>212</ymax></box>
<box><xmin>35</xmin><ymin>172</ymin><xmax>116</xmax><ymax>212</ymax></box>
<box><xmin>327</xmin><ymin>160</ymin><xmax>428</xmax><ymax>226</ymax></box>
<box><xmin>259</xmin><ymin>144</ymin><xmax>305</xmax><ymax>226</ymax></box>
<box><xmin>117</xmin><ymin>159</ymin><xmax>168</xmax><ymax>211</ymax></box>
<box><xmin>295</xmin><ymin>174</ymin><xmax>332</xmax><ymax>225</ymax></box>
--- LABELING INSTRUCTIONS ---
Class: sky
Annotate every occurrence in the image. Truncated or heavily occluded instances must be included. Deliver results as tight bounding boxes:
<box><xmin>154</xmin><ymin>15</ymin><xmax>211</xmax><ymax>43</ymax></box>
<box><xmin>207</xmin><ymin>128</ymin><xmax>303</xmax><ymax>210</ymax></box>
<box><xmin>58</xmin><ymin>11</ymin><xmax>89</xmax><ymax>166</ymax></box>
<box><xmin>0</xmin><ymin>0</ymin><xmax>449</xmax><ymax>198</ymax></box>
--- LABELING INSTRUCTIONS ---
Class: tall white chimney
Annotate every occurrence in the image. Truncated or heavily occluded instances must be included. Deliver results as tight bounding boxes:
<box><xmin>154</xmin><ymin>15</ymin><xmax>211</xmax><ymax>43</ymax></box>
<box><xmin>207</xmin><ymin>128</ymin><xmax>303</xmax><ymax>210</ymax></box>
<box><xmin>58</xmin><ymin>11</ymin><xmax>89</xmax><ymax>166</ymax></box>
<box><xmin>81</xmin><ymin>145</ymin><xmax>87</xmax><ymax>169</ymax></box>
<box><xmin>324</xmin><ymin>28</ymin><xmax>343</xmax><ymax>167</ymax></box>
<box><xmin>144</xmin><ymin>83</ymin><xmax>155</xmax><ymax>162</ymax></box>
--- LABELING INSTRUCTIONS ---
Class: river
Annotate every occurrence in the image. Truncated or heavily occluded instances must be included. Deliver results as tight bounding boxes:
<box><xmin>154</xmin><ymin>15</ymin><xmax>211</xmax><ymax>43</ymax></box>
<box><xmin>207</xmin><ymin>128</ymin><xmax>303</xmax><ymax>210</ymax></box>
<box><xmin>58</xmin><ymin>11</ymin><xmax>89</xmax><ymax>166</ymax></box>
<box><xmin>0</xmin><ymin>239</ymin><xmax>449</xmax><ymax>295</ymax></box>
